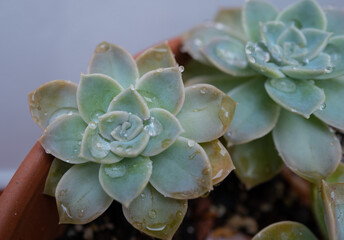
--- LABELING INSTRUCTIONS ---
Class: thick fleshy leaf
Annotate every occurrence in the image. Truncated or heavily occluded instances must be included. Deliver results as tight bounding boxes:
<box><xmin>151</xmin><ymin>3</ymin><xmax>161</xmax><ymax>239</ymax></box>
<box><xmin>182</xmin><ymin>23</ymin><xmax>240</xmax><ymax>64</ymax></box>
<box><xmin>242</xmin><ymin>0</ymin><xmax>278</xmax><ymax>42</ymax></box>
<box><xmin>252</xmin><ymin>221</ymin><xmax>317</xmax><ymax>240</ymax></box>
<box><xmin>99</xmin><ymin>156</ymin><xmax>152</xmax><ymax>207</ymax></box>
<box><xmin>225</xmin><ymin>79</ymin><xmax>280</xmax><ymax>145</ymax></box>
<box><xmin>273</xmin><ymin>110</ymin><xmax>341</xmax><ymax>183</ymax></box>
<box><xmin>110</xmin><ymin>130</ymin><xmax>150</xmax><ymax>158</ymax></box>
<box><xmin>141</xmin><ymin>108</ymin><xmax>183</xmax><ymax>157</ymax></box>
<box><xmin>98</xmin><ymin>111</ymin><xmax>143</xmax><ymax>141</ymax></box>
<box><xmin>136</xmin><ymin>42</ymin><xmax>177</xmax><ymax>77</ymax></box>
<box><xmin>200</xmin><ymin>140</ymin><xmax>234</xmax><ymax>185</ymax></box>
<box><xmin>79</xmin><ymin>123</ymin><xmax>122</xmax><ymax>164</ymax></box>
<box><xmin>44</xmin><ymin>158</ymin><xmax>72</xmax><ymax>197</ymax></box>
<box><xmin>55</xmin><ymin>163</ymin><xmax>113</xmax><ymax>224</ymax></box>
<box><xmin>325</xmin><ymin>9</ymin><xmax>344</xmax><ymax>36</ymax></box>
<box><xmin>314</xmin><ymin>78</ymin><xmax>344</xmax><ymax>131</ymax></box>
<box><xmin>39</xmin><ymin>114</ymin><xmax>88</xmax><ymax>164</ymax></box>
<box><xmin>311</xmin><ymin>163</ymin><xmax>344</xmax><ymax>238</ymax></box>
<box><xmin>245</xmin><ymin>42</ymin><xmax>285</xmax><ymax>78</ymax></box>
<box><xmin>260</xmin><ymin>21</ymin><xmax>286</xmax><ymax>45</ymax></box>
<box><xmin>186</xmin><ymin>75</ymin><xmax>251</xmax><ymax>94</ymax></box>
<box><xmin>265</xmin><ymin>77</ymin><xmax>325</xmax><ymax>118</ymax></box>
<box><xmin>77</xmin><ymin>74</ymin><xmax>123</xmax><ymax>123</ymax></box>
<box><xmin>123</xmin><ymin>184</ymin><xmax>187</xmax><ymax>240</ymax></box>
<box><xmin>316</xmin><ymin>36</ymin><xmax>344</xmax><ymax>80</ymax></box>
<box><xmin>136</xmin><ymin>67</ymin><xmax>184</xmax><ymax>115</ymax></box>
<box><xmin>277</xmin><ymin>0</ymin><xmax>326</xmax><ymax>30</ymax></box>
<box><xmin>302</xmin><ymin>29</ymin><xmax>332</xmax><ymax>60</ymax></box>
<box><xmin>229</xmin><ymin>134</ymin><xmax>284</xmax><ymax>189</ymax></box>
<box><xmin>277</xmin><ymin>25</ymin><xmax>307</xmax><ymax>48</ymax></box>
<box><xmin>321</xmin><ymin>181</ymin><xmax>344</xmax><ymax>240</ymax></box>
<box><xmin>28</xmin><ymin>80</ymin><xmax>78</xmax><ymax>129</ymax></box>
<box><xmin>177</xmin><ymin>84</ymin><xmax>236</xmax><ymax>143</ymax></box>
<box><xmin>281</xmin><ymin>53</ymin><xmax>332</xmax><ymax>80</ymax></box>
<box><xmin>214</xmin><ymin>8</ymin><xmax>246</xmax><ymax>40</ymax></box>
<box><xmin>202</xmin><ymin>38</ymin><xmax>257</xmax><ymax>76</ymax></box>
<box><xmin>150</xmin><ymin>137</ymin><xmax>212</xmax><ymax>199</ymax></box>
<box><xmin>107</xmin><ymin>86</ymin><xmax>149</xmax><ymax>120</ymax></box>
<box><xmin>88</xmin><ymin>41</ymin><xmax>139</xmax><ymax>88</ymax></box>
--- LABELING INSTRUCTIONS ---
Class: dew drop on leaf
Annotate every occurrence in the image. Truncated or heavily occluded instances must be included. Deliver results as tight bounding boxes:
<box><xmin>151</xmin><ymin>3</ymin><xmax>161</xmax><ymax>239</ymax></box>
<box><xmin>270</xmin><ymin>78</ymin><xmax>296</xmax><ymax>93</ymax></box>
<box><xmin>104</xmin><ymin>164</ymin><xmax>126</xmax><ymax>178</ymax></box>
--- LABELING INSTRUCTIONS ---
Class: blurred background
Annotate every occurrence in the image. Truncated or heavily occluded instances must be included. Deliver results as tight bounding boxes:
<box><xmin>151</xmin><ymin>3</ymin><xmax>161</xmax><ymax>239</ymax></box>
<box><xmin>0</xmin><ymin>0</ymin><xmax>341</xmax><ymax>188</ymax></box>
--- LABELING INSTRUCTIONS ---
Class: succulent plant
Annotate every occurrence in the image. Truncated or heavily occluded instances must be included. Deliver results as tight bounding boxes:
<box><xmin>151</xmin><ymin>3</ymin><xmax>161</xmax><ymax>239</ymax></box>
<box><xmin>183</xmin><ymin>0</ymin><xmax>344</xmax><ymax>238</ymax></box>
<box><xmin>28</xmin><ymin>41</ymin><xmax>236</xmax><ymax>239</ymax></box>
<box><xmin>183</xmin><ymin>0</ymin><xmax>343</xmax><ymax>187</ymax></box>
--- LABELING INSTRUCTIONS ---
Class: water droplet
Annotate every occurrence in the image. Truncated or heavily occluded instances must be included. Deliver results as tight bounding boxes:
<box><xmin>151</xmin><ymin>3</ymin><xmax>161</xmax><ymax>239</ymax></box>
<box><xmin>144</xmin><ymin>117</ymin><xmax>163</xmax><ymax>137</ymax></box>
<box><xmin>90</xmin><ymin>134</ymin><xmax>110</xmax><ymax>159</ymax></box>
<box><xmin>60</xmin><ymin>204</ymin><xmax>72</xmax><ymax>219</ymax></box>
<box><xmin>148</xmin><ymin>210</ymin><xmax>157</xmax><ymax>219</ymax></box>
<box><xmin>156</xmin><ymin>68</ymin><xmax>163</xmax><ymax>73</ymax></box>
<box><xmin>248</xmin><ymin>56</ymin><xmax>256</xmax><ymax>63</ymax></box>
<box><xmin>199</xmin><ymin>87</ymin><xmax>207</xmax><ymax>95</ymax></box>
<box><xmin>319</xmin><ymin>103</ymin><xmax>327</xmax><ymax>110</ymax></box>
<box><xmin>325</xmin><ymin>65</ymin><xmax>333</xmax><ymax>73</ymax></box>
<box><xmin>125</xmin><ymin>146</ymin><xmax>133</xmax><ymax>154</ymax></box>
<box><xmin>78</xmin><ymin>209</ymin><xmax>85</xmax><ymax>218</ymax></box>
<box><xmin>104</xmin><ymin>164</ymin><xmax>126</xmax><ymax>178</ymax></box>
<box><xmin>194</xmin><ymin>38</ymin><xmax>202</xmax><ymax>46</ymax></box>
<box><xmin>96</xmin><ymin>42</ymin><xmax>110</xmax><ymax>53</ymax></box>
<box><xmin>44</xmin><ymin>112</ymin><xmax>48</xmax><ymax>116</ymax></box>
<box><xmin>187</xmin><ymin>140</ymin><xmax>195</xmax><ymax>148</ymax></box>
<box><xmin>179</xmin><ymin>66</ymin><xmax>184</xmax><ymax>72</ymax></box>
<box><xmin>146</xmin><ymin>224</ymin><xmax>167</xmax><ymax>232</ymax></box>
<box><xmin>89</xmin><ymin>122</ymin><xmax>97</xmax><ymax>130</ymax></box>
<box><xmin>270</xmin><ymin>78</ymin><xmax>296</xmax><ymax>93</ymax></box>
<box><xmin>140</xmin><ymin>193</ymin><xmax>146</xmax><ymax>198</ymax></box>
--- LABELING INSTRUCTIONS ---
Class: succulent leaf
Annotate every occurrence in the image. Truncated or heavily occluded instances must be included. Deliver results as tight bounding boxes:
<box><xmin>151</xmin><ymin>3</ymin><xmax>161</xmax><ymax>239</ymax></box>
<box><xmin>136</xmin><ymin>67</ymin><xmax>184</xmax><ymax>115</ymax></box>
<box><xmin>182</xmin><ymin>23</ymin><xmax>241</xmax><ymax>64</ymax></box>
<box><xmin>123</xmin><ymin>184</ymin><xmax>187</xmax><ymax>240</ymax></box>
<box><xmin>28</xmin><ymin>80</ymin><xmax>78</xmax><ymax>129</ymax></box>
<box><xmin>265</xmin><ymin>77</ymin><xmax>325</xmax><ymax>118</ymax></box>
<box><xmin>325</xmin><ymin>9</ymin><xmax>344</xmax><ymax>36</ymax></box>
<box><xmin>315</xmin><ymin>36</ymin><xmax>344</xmax><ymax>80</ymax></box>
<box><xmin>273</xmin><ymin>110</ymin><xmax>341</xmax><ymax>183</ymax></box>
<box><xmin>229</xmin><ymin>133</ymin><xmax>284</xmax><ymax>189</ymax></box>
<box><xmin>225</xmin><ymin>79</ymin><xmax>280</xmax><ymax>145</ymax></box>
<box><xmin>201</xmin><ymin>38</ymin><xmax>257</xmax><ymax>76</ymax></box>
<box><xmin>150</xmin><ymin>137</ymin><xmax>212</xmax><ymax>199</ymax></box>
<box><xmin>186</xmin><ymin>75</ymin><xmax>251</xmax><ymax>94</ymax></box>
<box><xmin>141</xmin><ymin>108</ymin><xmax>183</xmax><ymax>157</ymax></box>
<box><xmin>39</xmin><ymin>114</ymin><xmax>88</xmax><ymax>164</ymax></box>
<box><xmin>136</xmin><ymin>42</ymin><xmax>177</xmax><ymax>77</ymax></box>
<box><xmin>214</xmin><ymin>8</ymin><xmax>246</xmax><ymax>40</ymax></box>
<box><xmin>281</xmin><ymin>53</ymin><xmax>332</xmax><ymax>80</ymax></box>
<box><xmin>260</xmin><ymin>21</ymin><xmax>286</xmax><ymax>46</ymax></box>
<box><xmin>252</xmin><ymin>221</ymin><xmax>317</xmax><ymax>240</ymax></box>
<box><xmin>321</xmin><ymin>180</ymin><xmax>344</xmax><ymax>240</ymax></box>
<box><xmin>107</xmin><ymin>86</ymin><xmax>150</xmax><ymax>120</ymax></box>
<box><xmin>277</xmin><ymin>0</ymin><xmax>326</xmax><ymax>30</ymax></box>
<box><xmin>277</xmin><ymin>25</ymin><xmax>307</xmax><ymax>49</ymax></box>
<box><xmin>242</xmin><ymin>0</ymin><xmax>279</xmax><ymax>42</ymax></box>
<box><xmin>110</xmin><ymin>130</ymin><xmax>150</xmax><ymax>158</ymax></box>
<box><xmin>314</xmin><ymin>77</ymin><xmax>344</xmax><ymax>131</ymax></box>
<box><xmin>245</xmin><ymin>42</ymin><xmax>285</xmax><ymax>78</ymax></box>
<box><xmin>44</xmin><ymin>158</ymin><xmax>72</xmax><ymax>197</ymax></box>
<box><xmin>177</xmin><ymin>84</ymin><xmax>236</xmax><ymax>143</ymax></box>
<box><xmin>98</xmin><ymin>111</ymin><xmax>143</xmax><ymax>141</ymax></box>
<box><xmin>55</xmin><ymin>163</ymin><xmax>113</xmax><ymax>224</ymax></box>
<box><xmin>99</xmin><ymin>156</ymin><xmax>152</xmax><ymax>207</ymax></box>
<box><xmin>77</xmin><ymin>74</ymin><xmax>123</xmax><ymax>123</ymax></box>
<box><xmin>79</xmin><ymin>124</ymin><xmax>123</xmax><ymax>164</ymax></box>
<box><xmin>88</xmin><ymin>41</ymin><xmax>139</xmax><ymax>88</ymax></box>
<box><xmin>302</xmin><ymin>28</ymin><xmax>332</xmax><ymax>60</ymax></box>
<box><xmin>201</xmin><ymin>140</ymin><xmax>234</xmax><ymax>185</ymax></box>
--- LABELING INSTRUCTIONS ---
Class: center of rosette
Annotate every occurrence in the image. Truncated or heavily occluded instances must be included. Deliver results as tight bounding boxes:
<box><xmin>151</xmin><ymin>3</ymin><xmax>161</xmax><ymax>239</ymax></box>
<box><xmin>110</xmin><ymin>113</ymin><xmax>143</xmax><ymax>141</ymax></box>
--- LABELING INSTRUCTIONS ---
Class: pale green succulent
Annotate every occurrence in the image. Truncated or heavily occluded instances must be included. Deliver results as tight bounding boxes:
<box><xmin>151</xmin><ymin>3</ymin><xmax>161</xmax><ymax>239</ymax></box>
<box><xmin>183</xmin><ymin>0</ymin><xmax>344</xmax><ymax>187</ymax></box>
<box><xmin>28</xmin><ymin>41</ymin><xmax>236</xmax><ymax>239</ymax></box>
<box><xmin>183</xmin><ymin>0</ymin><xmax>344</xmax><ymax>238</ymax></box>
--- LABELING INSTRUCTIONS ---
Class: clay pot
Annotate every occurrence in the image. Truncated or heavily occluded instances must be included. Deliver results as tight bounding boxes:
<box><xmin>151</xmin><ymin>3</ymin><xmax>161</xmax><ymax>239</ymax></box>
<box><xmin>0</xmin><ymin>37</ymin><xmax>187</xmax><ymax>240</ymax></box>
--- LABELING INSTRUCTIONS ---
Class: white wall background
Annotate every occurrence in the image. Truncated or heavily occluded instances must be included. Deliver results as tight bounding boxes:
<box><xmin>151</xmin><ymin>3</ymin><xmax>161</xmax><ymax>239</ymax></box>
<box><xmin>0</xmin><ymin>0</ymin><xmax>341</xmax><ymax>188</ymax></box>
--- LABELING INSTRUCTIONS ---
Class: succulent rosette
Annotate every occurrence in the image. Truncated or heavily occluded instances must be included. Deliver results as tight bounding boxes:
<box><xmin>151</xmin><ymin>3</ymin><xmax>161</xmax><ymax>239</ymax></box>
<box><xmin>183</xmin><ymin>0</ymin><xmax>344</xmax><ymax>187</ymax></box>
<box><xmin>29</xmin><ymin>41</ymin><xmax>236</xmax><ymax>239</ymax></box>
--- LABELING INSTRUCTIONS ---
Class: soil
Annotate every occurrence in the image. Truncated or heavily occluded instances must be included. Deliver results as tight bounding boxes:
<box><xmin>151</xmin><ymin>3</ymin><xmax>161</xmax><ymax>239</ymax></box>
<box><xmin>57</xmin><ymin>169</ymin><xmax>321</xmax><ymax>240</ymax></box>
